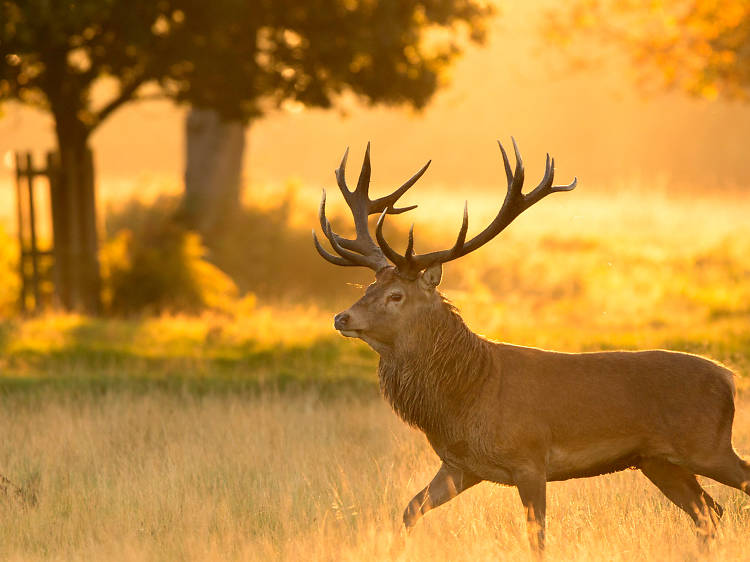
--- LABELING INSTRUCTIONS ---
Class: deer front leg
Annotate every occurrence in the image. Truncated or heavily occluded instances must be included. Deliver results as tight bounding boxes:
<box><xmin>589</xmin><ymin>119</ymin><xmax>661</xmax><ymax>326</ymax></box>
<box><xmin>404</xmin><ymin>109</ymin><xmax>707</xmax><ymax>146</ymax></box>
<box><xmin>403</xmin><ymin>462</ymin><xmax>481</xmax><ymax>529</ymax></box>
<box><xmin>515</xmin><ymin>467</ymin><xmax>547</xmax><ymax>556</ymax></box>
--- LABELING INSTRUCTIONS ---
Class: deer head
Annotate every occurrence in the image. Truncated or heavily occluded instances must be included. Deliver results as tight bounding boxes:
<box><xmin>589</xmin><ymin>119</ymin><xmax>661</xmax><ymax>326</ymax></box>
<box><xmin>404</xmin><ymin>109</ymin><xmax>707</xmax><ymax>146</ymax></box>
<box><xmin>312</xmin><ymin>140</ymin><xmax>577</xmax><ymax>354</ymax></box>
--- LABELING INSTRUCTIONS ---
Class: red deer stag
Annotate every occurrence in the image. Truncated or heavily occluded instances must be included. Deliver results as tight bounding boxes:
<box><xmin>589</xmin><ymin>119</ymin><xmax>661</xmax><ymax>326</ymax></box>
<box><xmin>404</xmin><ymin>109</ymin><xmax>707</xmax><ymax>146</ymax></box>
<box><xmin>312</xmin><ymin>140</ymin><xmax>749</xmax><ymax>554</ymax></box>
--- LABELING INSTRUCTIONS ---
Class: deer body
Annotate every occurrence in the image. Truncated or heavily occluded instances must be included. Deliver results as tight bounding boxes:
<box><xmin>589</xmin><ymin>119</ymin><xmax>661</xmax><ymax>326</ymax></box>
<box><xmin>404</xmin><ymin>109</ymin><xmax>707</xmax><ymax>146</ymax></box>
<box><xmin>379</xmin><ymin>306</ymin><xmax>734</xmax><ymax>484</ymax></box>
<box><xmin>313</xmin><ymin>140</ymin><xmax>749</xmax><ymax>553</ymax></box>
<box><xmin>379</xmin><ymin>289</ymin><xmax>737</xmax><ymax>487</ymax></box>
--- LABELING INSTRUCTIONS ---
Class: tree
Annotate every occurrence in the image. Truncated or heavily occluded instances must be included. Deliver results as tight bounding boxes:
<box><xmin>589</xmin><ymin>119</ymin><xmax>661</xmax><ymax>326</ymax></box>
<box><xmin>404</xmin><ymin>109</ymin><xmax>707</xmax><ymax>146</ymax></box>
<box><xmin>0</xmin><ymin>0</ymin><xmax>180</xmax><ymax>312</ymax></box>
<box><xmin>0</xmin><ymin>0</ymin><xmax>493</xmax><ymax>311</ymax></box>
<box><xmin>546</xmin><ymin>1</ymin><xmax>750</xmax><ymax>100</ymax></box>
<box><xmin>171</xmin><ymin>0</ymin><xmax>494</xmax><ymax>241</ymax></box>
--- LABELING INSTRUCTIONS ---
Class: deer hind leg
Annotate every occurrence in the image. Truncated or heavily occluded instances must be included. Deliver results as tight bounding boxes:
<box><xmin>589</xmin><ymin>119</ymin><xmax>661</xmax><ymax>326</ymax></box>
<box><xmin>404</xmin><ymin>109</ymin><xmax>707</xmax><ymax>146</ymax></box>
<box><xmin>641</xmin><ymin>458</ymin><xmax>723</xmax><ymax>538</ymax></box>
<box><xmin>403</xmin><ymin>462</ymin><xmax>481</xmax><ymax>530</ymax></box>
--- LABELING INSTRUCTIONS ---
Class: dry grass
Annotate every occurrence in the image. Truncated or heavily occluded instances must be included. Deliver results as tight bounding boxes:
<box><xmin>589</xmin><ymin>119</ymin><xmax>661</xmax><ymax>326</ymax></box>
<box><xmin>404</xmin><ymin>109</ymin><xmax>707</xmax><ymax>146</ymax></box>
<box><xmin>0</xmin><ymin>390</ymin><xmax>749</xmax><ymax>561</ymax></box>
<box><xmin>1</xmin><ymin>188</ymin><xmax>749</xmax><ymax>560</ymax></box>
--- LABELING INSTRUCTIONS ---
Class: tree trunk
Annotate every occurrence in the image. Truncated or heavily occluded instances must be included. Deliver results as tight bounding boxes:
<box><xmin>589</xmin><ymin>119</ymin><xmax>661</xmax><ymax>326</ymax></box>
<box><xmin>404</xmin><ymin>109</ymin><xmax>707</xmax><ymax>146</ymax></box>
<box><xmin>50</xmin><ymin>117</ymin><xmax>102</xmax><ymax>314</ymax></box>
<box><xmin>183</xmin><ymin>107</ymin><xmax>246</xmax><ymax>242</ymax></box>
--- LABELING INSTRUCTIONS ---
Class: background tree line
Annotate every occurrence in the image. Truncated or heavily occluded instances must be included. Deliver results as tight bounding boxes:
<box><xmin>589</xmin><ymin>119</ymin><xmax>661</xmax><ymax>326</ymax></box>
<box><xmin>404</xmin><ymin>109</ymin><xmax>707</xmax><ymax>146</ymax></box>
<box><xmin>0</xmin><ymin>0</ymin><xmax>491</xmax><ymax>312</ymax></box>
<box><xmin>2</xmin><ymin>0</ymin><xmax>748</xmax><ymax>313</ymax></box>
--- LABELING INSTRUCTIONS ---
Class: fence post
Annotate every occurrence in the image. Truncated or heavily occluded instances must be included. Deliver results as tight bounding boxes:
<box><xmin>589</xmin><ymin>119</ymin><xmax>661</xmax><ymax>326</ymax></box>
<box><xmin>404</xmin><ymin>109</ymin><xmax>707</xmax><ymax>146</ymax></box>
<box><xmin>14</xmin><ymin>149</ymin><xmax>102</xmax><ymax>314</ymax></box>
<box><xmin>24</xmin><ymin>153</ymin><xmax>41</xmax><ymax>308</ymax></box>
<box><xmin>14</xmin><ymin>153</ymin><xmax>28</xmax><ymax>313</ymax></box>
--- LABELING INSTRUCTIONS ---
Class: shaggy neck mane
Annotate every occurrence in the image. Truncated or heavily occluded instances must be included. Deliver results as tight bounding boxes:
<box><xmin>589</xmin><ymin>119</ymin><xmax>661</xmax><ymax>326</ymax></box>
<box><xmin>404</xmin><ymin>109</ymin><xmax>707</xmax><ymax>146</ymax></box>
<box><xmin>378</xmin><ymin>295</ymin><xmax>492</xmax><ymax>436</ymax></box>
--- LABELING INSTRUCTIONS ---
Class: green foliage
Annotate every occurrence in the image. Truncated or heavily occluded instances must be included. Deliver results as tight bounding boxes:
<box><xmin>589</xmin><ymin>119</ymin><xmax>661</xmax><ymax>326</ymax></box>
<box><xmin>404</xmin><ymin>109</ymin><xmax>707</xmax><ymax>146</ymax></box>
<box><xmin>103</xmin><ymin>190</ymin><xmax>378</xmax><ymax>310</ymax></box>
<box><xmin>99</xmin><ymin>185</ymin><xmax>383</xmax><ymax>314</ymax></box>
<box><xmin>0</xmin><ymin>225</ymin><xmax>19</xmax><ymax>316</ymax></box>
<box><xmin>204</xmin><ymin>190</ymin><xmax>375</xmax><ymax>304</ymax></box>
<box><xmin>102</xmin><ymin>196</ymin><xmax>238</xmax><ymax>314</ymax></box>
<box><xmin>1</xmin><ymin>0</ymin><xmax>493</xmax><ymax>129</ymax></box>
<box><xmin>1</xmin><ymin>0</ymin><xmax>493</xmax><ymax>315</ymax></box>
<box><xmin>171</xmin><ymin>0</ymin><xmax>494</xmax><ymax>120</ymax></box>
<box><xmin>0</xmin><ymin>0</ymin><xmax>175</xmax><ymax>128</ymax></box>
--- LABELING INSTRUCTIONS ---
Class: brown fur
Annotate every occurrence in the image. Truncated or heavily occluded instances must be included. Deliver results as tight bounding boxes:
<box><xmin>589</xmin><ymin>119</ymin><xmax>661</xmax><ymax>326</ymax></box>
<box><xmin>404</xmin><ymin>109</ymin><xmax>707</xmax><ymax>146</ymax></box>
<box><xmin>336</xmin><ymin>266</ymin><xmax>750</xmax><ymax>553</ymax></box>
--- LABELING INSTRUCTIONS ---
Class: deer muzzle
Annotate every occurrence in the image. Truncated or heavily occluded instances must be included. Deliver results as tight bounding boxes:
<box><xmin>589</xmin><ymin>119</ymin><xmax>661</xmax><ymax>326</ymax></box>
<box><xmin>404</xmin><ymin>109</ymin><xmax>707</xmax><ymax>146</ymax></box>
<box><xmin>334</xmin><ymin>311</ymin><xmax>361</xmax><ymax>337</ymax></box>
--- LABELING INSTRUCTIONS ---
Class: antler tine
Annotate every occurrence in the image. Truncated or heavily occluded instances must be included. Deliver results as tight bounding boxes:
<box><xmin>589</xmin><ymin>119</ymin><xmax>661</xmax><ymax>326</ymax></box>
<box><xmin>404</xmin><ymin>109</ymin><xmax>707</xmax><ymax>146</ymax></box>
<box><xmin>509</xmin><ymin>137</ymin><xmax>525</xmax><ymax>196</ymax></box>
<box><xmin>405</xmin><ymin>225</ymin><xmax>415</xmax><ymax>258</ymax></box>
<box><xmin>377</xmin><ymin>201</ymin><xmax>470</xmax><ymax>275</ymax></box>
<box><xmin>369</xmin><ymin>160</ymin><xmax>429</xmax><ymax>215</ymax></box>
<box><xmin>316</xmin><ymin>188</ymin><xmax>388</xmax><ymax>269</ymax></box>
<box><xmin>426</xmin><ymin>201</ymin><xmax>470</xmax><ymax>264</ymax></box>
<box><xmin>318</xmin><ymin>189</ymin><xmax>331</xmax><ymax>233</ymax></box>
<box><xmin>375</xmin><ymin>210</ymin><xmax>408</xmax><ymax>269</ymax></box>
<box><xmin>324</xmin><ymin>222</ymin><xmax>386</xmax><ymax>269</ymax></box>
<box><xmin>525</xmin><ymin>155</ymin><xmax>578</xmax><ymax>206</ymax></box>
<box><xmin>540</xmin><ymin>154</ymin><xmax>554</xmax><ymax>191</ymax></box>
<box><xmin>498</xmin><ymin>140</ymin><xmax>513</xmax><ymax>186</ymax></box>
<box><xmin>450</xmin><ymin>201</ymin><xmax>470</xmax><ymax>257</ymax></box>
<box><xmin>319</xmin><ymin>189</ymin><xmax>357</xmax><ymax>251</ymax></box>
<box><xmin>525</xmin><ymin>154</ymin><xmax>578</xmax><ymax>206</ymax></box>
<box><xmin>335</xmin><ymin>147</ymin><xmax>351</xmax><ymax>195</ymax></box>
<box><xmin>312</xmin><ymin>230</ymin><xmax>357</xmax><ymax>267</ymax></box>
<box><xmin>336</xmin><ymin>143</ymin><xmax>424</xmax><ymax>215</ymax></box>
<box><xmin>355</xmin><ymin>142</ymin><xmax>372</xmax><ymax>195</ymax></box>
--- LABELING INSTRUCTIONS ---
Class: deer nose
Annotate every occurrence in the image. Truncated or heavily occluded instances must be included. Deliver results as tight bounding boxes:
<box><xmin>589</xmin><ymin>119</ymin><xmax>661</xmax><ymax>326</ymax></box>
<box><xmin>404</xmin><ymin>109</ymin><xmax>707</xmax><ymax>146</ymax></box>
<box><xmin>334</xmin><ymin>312</ymin><xmax>350</xmax><ymax>330</ymax></box>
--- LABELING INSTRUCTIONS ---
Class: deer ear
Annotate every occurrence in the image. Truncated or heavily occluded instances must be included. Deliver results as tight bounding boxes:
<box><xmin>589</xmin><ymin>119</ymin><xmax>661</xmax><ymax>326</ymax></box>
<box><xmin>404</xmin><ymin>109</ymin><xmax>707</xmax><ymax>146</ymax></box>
<box><xmin>418</xmin><ymin>263</ymin><xmax>442</xmax><ymax>290</ymax></box>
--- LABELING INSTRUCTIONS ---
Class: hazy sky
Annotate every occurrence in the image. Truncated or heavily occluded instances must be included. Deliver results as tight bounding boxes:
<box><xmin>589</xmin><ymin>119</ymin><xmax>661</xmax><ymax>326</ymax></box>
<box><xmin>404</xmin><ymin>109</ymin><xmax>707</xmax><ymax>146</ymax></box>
<box><xmin>2</xmin><ymin>0</ymin><xmax>750</xmax><ymax>227</ymax></box>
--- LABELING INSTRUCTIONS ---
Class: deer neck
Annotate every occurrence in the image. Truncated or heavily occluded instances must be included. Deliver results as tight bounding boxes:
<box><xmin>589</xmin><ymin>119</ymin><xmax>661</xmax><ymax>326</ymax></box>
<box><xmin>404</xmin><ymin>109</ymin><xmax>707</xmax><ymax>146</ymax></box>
<box><xmin>377</xmin><ymin>298</ymin><xmax>491</xmax><ymax>436</ymax></box>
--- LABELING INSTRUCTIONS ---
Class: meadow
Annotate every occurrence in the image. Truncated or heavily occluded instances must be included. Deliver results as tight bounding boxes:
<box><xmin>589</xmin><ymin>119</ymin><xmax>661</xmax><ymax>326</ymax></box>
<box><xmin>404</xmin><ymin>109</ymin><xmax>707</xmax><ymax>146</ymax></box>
<box><xmin>1</xmin><ymin>185</ymin><xmax>749</xmax><ymax>560</ymax></box>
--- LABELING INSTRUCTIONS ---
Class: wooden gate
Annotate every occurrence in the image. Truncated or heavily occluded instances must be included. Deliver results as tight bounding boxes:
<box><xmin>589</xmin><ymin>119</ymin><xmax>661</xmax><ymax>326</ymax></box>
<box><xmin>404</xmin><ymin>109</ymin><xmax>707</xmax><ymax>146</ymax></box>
<box><xmin>14</xmin><ymin>148</ymin><xmax>102</xmax><ymax>314</ymax></box>
<box><xmin>14</xmin><ymin>152</ymin><xmax>55</xmax><ymax>313</ymax></box>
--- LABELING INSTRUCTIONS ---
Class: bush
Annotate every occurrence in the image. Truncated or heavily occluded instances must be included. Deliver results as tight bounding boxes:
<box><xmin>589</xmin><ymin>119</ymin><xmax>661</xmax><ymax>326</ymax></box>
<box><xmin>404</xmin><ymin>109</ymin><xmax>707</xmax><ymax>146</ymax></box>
<box><xmin>0</xmin><ymin>226</ymin><xmax>20</xmax><ymax>317</ymax></box>
<box><xmin>102</xmin><ymin>188</ymin><xmax>380</xmax><ymax>313</ymax></box>
<box><xmin>102</xmin><ymin>196</ymin><xmax>238</xmax><ymax>314</ymax></box>
<box><xmin>203</xmin><ymin>188</ymin><xmax>373</xmax><ymax>304</ymax></box>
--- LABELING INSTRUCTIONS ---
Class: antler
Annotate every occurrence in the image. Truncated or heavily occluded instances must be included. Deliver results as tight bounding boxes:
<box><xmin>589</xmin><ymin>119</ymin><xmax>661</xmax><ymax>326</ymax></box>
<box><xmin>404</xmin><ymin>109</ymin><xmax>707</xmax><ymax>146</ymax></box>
<box><xmin>312</xmin><ymin>142</ymin><xmax>431</xmax><ymax>271</ymax></box>
<box><xmin>375</xmin><ymin>137</ymin><xmax>577</xmax><ymax>277</ymax></box>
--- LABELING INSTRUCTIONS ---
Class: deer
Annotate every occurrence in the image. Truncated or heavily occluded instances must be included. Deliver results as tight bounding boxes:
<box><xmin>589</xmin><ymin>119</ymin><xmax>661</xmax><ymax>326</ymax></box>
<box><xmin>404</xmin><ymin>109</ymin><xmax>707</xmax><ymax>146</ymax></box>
<box><xmin>311</xmin><ymin>139</ymin><xmax>750</xmax><ymax>554</ymax></box>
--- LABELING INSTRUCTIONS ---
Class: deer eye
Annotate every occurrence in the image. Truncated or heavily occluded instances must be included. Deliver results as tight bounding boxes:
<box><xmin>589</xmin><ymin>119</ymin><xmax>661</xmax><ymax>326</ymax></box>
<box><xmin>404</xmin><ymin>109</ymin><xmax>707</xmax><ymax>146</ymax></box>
<box><xmin>388</xmin><ymin>293</ymin><xmax>403</xmax><ymax>303</ymax></box>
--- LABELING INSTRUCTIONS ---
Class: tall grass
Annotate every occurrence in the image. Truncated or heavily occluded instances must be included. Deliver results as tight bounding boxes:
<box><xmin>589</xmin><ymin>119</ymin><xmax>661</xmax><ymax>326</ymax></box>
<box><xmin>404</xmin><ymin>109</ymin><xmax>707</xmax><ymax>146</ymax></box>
<box><xmin>4</xmin><ymin>187</ymin><xmax>749</xmax><ymax>380</ymax></box>
<box><xmin>0</xmin><ymin>186</ymin><xmax>749</xmax><ymax>560</ymax></box>
<box><xmin>0</xmin><ymin>390</ymin><xmax>749</xmax><ymax>561</ymax></box>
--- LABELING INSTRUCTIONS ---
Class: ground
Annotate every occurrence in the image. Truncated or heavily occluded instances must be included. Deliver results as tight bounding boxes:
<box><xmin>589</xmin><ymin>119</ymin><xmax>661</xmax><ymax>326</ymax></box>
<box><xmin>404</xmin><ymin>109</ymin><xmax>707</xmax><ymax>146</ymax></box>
<box><xmin>1</xmin><ymin>189</ymin><xmax>749</xmax><ymax>560</ymax></box>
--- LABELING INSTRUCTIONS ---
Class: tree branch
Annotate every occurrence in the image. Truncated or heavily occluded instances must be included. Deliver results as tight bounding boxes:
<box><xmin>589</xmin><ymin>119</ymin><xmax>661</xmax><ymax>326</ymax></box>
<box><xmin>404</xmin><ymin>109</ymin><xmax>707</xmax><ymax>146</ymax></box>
<box><xmin>132</xmin><ymin>91</ymin><xmax>168</xmax><ymax>103</ymax></box>
<box><xmin>92</xmin><ymin>75</ymin><xmax>149</xmax><ymax>129</ymax></box>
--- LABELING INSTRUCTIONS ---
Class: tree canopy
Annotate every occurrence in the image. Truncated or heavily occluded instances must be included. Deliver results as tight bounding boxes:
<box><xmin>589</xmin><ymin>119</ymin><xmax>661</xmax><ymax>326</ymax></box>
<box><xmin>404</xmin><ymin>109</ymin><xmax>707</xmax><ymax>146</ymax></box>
<box><xmin>172</xmin><ymin>0</ymin><xmax>494</xmax><ymax>121</ymax></box>
<box><xmin>547</xmin><ymin>1</ymin><xmax>750</xmax><ymax>101</ymax></box>
<box><xmin>1</xmin><ymin>1</ymin><xmax>175</xmax><ymax>136</ymax></box>
<box><xmin>1</xmin><ymin>0</ymin><xmax>494</xmax><ymax>130</ymax></box>
<box><xmin>0</xmin><ymin>0</ymin><xmax>494</xmax><ymax>313</ymax></box>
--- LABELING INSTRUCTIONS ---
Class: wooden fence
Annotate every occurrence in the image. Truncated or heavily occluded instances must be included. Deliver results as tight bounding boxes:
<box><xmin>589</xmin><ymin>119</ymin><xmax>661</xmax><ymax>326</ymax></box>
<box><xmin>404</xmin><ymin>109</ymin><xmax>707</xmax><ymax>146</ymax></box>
<box><xmin>14</xmin><ymin>152</ymin><xmax>54</xmax><ymax>313</ymax></box>
<box><xmin>13</xmin><ymin>149</ymin><xmax>101</xmax><ymax>314</ymax></box>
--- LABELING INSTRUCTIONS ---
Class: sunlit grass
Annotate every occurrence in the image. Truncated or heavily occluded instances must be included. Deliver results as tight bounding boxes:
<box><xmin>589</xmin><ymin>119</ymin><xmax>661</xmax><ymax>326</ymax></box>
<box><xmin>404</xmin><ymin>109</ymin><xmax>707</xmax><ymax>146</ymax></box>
<box><xmin>10</xmin><ymin>186</ymin><xmax>749</xmax><ymax>379</ymax></box>
<box><xmin>0</xmin><ymin>390</ymin><xmax>749</xmax><ymax>561</ymax></box>
<box><xmin>0</xmin><ymin>186</ymin><xmax>749</xmax><ymax>560</ymax></box>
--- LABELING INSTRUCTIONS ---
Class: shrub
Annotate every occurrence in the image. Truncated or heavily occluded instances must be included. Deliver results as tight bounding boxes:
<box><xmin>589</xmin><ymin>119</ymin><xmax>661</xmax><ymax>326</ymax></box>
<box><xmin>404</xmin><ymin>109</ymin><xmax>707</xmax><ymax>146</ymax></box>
<box><xmin>102</xmin><ymin>196</ymin><xmax>238</xmax><ymax>314</ymax></box>
<box><xmin>0</xmin><ymin>225</ymin><xmax>20</xmax><ymax>317</ymax></box>
<box><xmin>102</xmin><ymin>188</ymin><xmax>379</xmax><ymax>313</ymax></box>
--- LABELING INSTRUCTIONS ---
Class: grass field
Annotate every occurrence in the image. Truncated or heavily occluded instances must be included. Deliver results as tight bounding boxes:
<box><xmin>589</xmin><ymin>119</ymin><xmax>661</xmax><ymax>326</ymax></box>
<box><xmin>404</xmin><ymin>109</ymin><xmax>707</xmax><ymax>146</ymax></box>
<box><xmin>1</xmin><ymin>188</ymin><xmax>749</xmax><ymax>560</ymax></box>
<box><xmin>1</xmin><ymin>390</ymin><xmax>749</xmax><ymax>561</ymax></box>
